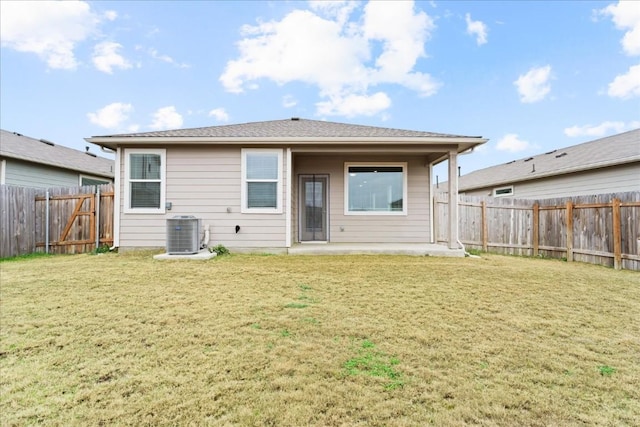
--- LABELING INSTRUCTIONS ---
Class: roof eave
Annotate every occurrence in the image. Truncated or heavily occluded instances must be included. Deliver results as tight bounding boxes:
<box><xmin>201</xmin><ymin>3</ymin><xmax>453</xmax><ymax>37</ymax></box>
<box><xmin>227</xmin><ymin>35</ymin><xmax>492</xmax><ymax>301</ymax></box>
<box><xmin>0</xmin><ymin>152</ymin><xmax>114</xmax><ymax>179</ymax></box>
<box><xmin>85</xmin><ymin>136</ymin><xmax>488</xmax><ymax>151</ymax></box>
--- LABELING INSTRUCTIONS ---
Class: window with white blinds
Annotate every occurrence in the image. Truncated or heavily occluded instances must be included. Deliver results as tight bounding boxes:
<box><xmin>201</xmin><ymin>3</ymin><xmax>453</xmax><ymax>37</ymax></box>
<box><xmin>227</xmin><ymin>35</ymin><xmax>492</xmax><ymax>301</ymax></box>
<box><xmin>241</xmin><ymin>149</ymin><xmax>283</xmax><ymax>213</ymax></box>
<box><xmin>124</xmin><ymin>149</ymin><xmax>166</xmax><ymax>213</ymax></box>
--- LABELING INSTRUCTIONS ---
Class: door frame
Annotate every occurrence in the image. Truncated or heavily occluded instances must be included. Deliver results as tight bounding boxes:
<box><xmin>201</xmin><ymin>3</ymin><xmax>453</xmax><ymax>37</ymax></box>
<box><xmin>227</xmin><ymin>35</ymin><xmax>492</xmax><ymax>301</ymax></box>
<box><xmin>298</xmin><ymin>174</ymin><xmax>330</xmax><ymax>243</ymax></box>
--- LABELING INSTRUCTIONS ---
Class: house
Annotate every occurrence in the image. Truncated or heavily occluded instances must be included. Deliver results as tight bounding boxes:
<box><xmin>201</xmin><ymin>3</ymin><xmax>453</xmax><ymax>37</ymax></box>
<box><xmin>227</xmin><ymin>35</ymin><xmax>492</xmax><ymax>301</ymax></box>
<box><xmin>0</xmin><ymin>129</ymin><xmax>114</xmax><ymax>188</ymax></box>
<box><xmin>454</xmin><ymin>128</ymin><xmax>640</xmax><ymax>199</ymax></box>
<box><xmin>85</xmin><ymin>118</ymin><xmax>487</xmax><ymax>253</ymax></box>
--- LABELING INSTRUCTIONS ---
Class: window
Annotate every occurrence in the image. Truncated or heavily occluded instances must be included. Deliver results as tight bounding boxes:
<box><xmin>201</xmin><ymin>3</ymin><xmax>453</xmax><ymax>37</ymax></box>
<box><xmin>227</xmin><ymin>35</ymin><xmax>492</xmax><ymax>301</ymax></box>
<box><xmin>344</xmin><ymin>163</ymin><xmax>407</xmax><ymax>215</ymax></box>
<box><xmin>241</xmin><ymin>149</ymin><xmax>283</xmax><ymax>213</ymax></box>
<box><xmin>493</xmin><ymin>186</ymin><xmax>514</xmax><ymax>197</ymax></box>
<box><xmin>124</xmin><ymin>149</ymin><xmax>166</xmax><ymax>213</ymax></box>
<box><xmin>80</xmin><ymin>175</ymin><xmax>111</xmax><ymax>186</ymax></box>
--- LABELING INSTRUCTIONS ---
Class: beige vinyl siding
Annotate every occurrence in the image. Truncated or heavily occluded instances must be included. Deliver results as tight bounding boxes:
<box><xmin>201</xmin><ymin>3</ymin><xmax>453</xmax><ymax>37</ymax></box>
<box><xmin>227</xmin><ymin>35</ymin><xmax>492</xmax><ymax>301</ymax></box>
<box><xmin>118</xmin><ymin>147</ymin><xmax>287</xmax><ymax>250</ymax></box>
<box><xmin>3</xmin><ymin>158</ymin><xmax>80</xmax><ymax>188</ymax></box>
<box><xmin>294</xmin><ymin>155</ymin><xmax>431</xmax><ymax>243</ymax></box>
<box><xmin>463</xmin><ymin>163</ymin><xmax>640</xmax><ymax>199</ymax></box>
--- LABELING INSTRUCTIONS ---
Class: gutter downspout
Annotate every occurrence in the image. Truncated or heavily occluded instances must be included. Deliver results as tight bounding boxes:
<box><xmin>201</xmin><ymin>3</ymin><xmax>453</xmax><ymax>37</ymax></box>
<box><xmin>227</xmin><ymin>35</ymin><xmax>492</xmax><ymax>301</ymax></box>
<box><xmin>111</xmin><ymin>147</ymin><xmax>121</xmax><ymax>250</ymax></box>
<box><xmin>429</xmin><ymin>147</ymin><xmax>476</xmax><ymax>253</ymax></box>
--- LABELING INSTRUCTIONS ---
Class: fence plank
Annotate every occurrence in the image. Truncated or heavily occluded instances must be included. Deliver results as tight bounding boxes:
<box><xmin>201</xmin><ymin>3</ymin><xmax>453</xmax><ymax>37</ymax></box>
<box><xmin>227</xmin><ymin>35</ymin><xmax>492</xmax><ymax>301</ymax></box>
<box><xmin>0</xmin><ymin>186</ymin><xmax>37</xmax><ymax>258</ymax></box>
<box><xmin>612</xmin><ymin>198</ymin><xmax>622</xmax><ymax>270</ymax></box>
<box><xmin>481</xmin><ymin>201</ymin><xmax>488</xmax><ymax>251</ymax></box>
<box><xmin>566</xmin><ymin>201</ymin><xmax>574</xmax><ymax>263</ymax></box>
<box><xmin>533</xmin><ymin>203</ymin><xmax>539</xmax><ymax>257</ymax></box>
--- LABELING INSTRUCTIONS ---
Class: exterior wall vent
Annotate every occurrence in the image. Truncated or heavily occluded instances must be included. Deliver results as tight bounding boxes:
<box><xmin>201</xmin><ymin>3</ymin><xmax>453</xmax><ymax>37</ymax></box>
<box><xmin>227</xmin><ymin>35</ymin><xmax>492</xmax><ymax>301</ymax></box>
<box><xmin>166</xmin><ymin>216</ymin><xmax>201</xmax><ymax>254</ymax></box>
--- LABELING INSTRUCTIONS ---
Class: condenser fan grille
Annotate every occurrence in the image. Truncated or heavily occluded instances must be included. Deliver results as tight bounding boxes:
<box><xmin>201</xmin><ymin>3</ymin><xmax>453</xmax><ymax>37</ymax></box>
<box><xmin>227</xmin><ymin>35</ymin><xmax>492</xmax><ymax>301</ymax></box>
<box><xmin>166</xmin><ymin>216</ymin><xmax>201</xmax><ymax>254</ymax></box>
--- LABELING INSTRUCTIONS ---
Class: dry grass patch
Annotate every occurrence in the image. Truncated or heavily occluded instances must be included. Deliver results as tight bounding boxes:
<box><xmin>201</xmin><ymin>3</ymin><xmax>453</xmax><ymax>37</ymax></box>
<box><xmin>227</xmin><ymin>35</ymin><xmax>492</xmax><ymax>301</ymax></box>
<box><xmin>1</xmin><ymin>252</ymin><xmax>639</xmax><ymax>426</ymax></box>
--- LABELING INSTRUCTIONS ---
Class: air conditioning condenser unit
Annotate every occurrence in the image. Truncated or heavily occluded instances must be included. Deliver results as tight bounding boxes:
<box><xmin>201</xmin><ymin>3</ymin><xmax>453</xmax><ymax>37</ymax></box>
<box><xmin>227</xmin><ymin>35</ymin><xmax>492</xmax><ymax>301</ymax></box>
<box><xmin>166</xmin><ymin>216</ymin><xmax>201</xmax><ymax>254</ymax></box>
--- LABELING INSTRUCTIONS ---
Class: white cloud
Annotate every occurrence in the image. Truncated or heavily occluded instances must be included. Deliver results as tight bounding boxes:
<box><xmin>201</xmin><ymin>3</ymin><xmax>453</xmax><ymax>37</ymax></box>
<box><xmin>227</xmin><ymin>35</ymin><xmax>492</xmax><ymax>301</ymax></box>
<box><xmin>87</xmin><ymin>103</ymin><xmax>134</xmax><ymax>129</ymax></box>
<box><xmin>316</xmin><ymin>92</ymin><xmax>391</xmax><ymax>117</ymax></box>
<box><xmin>220</xmin><ymin>1</ymin><xmax>437</xmax><ymax>117</ymax></box>
<box><xmin>309</xmin><ymin>0</ymin><xmax>358</xmax><ymax>26</ymax></box>
<box><xmin>607</xmin><ymin>63</ymin><xmax>640</xmax><ymax>98</ymax></box>
<box><xmin>597</xmin><ymin>3</ymin><xmax>640</xmax><ymax>99</ymax></box>
<box><xmin>514</xmin><ymin>65</ymin><xmax>552</xmax><ymax>103</ymax></box>
<box><xmin>92</xmin><ymin>41</ymin><xmax>132</xmax><ymax>74</ymax></box>
<box><xmin>465</xmin><ymin>13</ymin><xmax>488</xmax><ymax>45</ymax></box>
<box><xmin>103</xmin><ymin>10</ymin><xmax>118</xmax><ymax>21</ymax></box>
<box><xmin>282</xmin><ymin>95</ymin><xmax>298</xmax><ymax>108</ymax></box>
<box><xmin>496</xmin><ymin>134</ymin><xmax>532</xmax><ymax>153</ymax></box>
<box><xmin>0</xmin><ymin>0</ymin><xmax>99</xmax><ymax>69</ymax></box>
<box><xmin>149</xmin><ymin>48</ymin><xmax>190</xmax><ymax>68</ymax></box>
<box><xmin>150</xmin><ymin>106</ymin><xmax>183</xmax><ymax>130</ymax></box>
<box><xmin>208</xmin><ymin>108</ymin><xmax>230</xmax><ymax>122</ymax></box>
<box><xmin>564</xmin><ymin>120</ymin><xmax>640</xmax><ymax>137</ymax></box>
<box><xmin>599</xmin><ymin>1</ymin><xmax>640</xmax><ymax>56</ymax></box>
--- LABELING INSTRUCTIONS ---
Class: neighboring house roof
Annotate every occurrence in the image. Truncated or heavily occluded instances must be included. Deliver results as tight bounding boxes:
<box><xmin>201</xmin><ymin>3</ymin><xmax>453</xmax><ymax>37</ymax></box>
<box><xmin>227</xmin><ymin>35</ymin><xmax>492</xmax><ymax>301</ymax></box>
<box><xmin>1</xmin><ymin>129</ymin><xmax>114</xmax><ymax>178</ymax></box>
<box><xmin>458</xmin><ymin>128</ymin><xmax>640</xmax><ymax>191</ymax></box>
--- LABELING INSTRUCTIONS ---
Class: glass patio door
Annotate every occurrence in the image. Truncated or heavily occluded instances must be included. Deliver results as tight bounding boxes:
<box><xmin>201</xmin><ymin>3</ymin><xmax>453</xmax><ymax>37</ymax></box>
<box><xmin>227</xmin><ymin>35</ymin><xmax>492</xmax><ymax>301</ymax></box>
<box><xmin>299</xmin><ymin>175</ymin><xmax>328</xmax><ymax>242</ymax></box>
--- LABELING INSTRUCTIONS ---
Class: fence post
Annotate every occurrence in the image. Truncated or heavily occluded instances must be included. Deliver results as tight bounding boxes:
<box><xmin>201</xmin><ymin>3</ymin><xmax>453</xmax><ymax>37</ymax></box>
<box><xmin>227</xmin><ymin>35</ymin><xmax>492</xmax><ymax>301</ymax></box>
<box><xmin>45</xmin><ymin>190</ymin><xmax>50</xmax><ymax>254</ymax></box>
<box><xmin>612</xmin><ymin>198</ymin><xmax>622</xmax><ymax>270</ymax></box>
<box><xmin>481</xmin><ymin>201</ymin><xmax>488</xmax><ymax>252</ymax></box>
<box><xmin>95</xmin><ymin>187</ymin><xmax>100</xmax><ymax>250</ymax></box>
<box><xmin>566</xmin><ymin>201</ymin><xmax>573</xmax><ymax>262</ymax></box>
<box><xmin>533</xmin><ymin>203</ymin><xmax>539</xmax><ymax>257</ymax></box>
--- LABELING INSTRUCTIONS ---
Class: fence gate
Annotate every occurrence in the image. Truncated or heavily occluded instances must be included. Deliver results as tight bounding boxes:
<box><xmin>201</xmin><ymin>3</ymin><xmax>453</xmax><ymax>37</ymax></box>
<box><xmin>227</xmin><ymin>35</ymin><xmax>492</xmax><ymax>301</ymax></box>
<box><xmin>34</xmin><ymin>185</ymin><xmax>114</xmax><ymax>255</ymax></box>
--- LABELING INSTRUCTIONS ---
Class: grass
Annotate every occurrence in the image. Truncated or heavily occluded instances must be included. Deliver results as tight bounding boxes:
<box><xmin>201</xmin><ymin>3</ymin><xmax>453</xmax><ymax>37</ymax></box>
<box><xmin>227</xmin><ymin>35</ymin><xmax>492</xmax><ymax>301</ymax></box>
<box><xmin>1</xmin><ymin>252</ymin><xmax>639</xmax><ymax>426</ymax></box>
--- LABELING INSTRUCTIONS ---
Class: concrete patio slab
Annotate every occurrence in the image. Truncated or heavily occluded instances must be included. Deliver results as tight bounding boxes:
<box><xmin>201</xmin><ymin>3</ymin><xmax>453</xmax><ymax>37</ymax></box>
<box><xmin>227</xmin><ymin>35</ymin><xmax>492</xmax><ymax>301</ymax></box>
<box><xmin>287</xmin><ymin>243</ymin><xmax>465</xmax><ymax>257</ymax></box>
<box><xmin>153</xmin><ymin>250</ymin><xmax>216</xmax><ymax>260</ymax></box>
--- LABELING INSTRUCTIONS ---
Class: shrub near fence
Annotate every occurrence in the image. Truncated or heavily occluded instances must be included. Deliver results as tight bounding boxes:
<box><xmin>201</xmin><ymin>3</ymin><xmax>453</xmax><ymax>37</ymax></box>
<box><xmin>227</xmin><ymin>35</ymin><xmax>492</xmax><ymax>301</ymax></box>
<box><xmin>0</xmin><ymin>184</ymin><xmax>114</xmax><ymax>258</ymax></box>
<box><xmin>435</xmin><ymin>192</ymin><xmax>640</xmax><ymax>271</ymax></box>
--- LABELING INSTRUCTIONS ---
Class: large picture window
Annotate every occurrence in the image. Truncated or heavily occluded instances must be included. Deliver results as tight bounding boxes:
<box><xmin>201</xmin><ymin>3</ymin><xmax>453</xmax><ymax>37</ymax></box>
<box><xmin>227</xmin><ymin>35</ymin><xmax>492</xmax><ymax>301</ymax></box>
<box><xmin>124</xmin><ymin>149</ymin><xmax>166</xmax><ymax>213</ymax></box>
<box><xmin>241</xmin><ymin>149</ymin><xmax>283</xmax><ymax>213</ymax></box>
<box><xmin>345</xmin><ymin>163</ymin><xmax>407</xmax><ymax>215</ymax></box>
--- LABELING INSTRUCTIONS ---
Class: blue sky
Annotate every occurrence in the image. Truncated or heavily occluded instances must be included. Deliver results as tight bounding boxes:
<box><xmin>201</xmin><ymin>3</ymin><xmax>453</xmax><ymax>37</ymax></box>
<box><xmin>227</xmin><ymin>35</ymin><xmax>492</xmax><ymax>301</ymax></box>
<box><xmin>1</xmin><ymin>0</ymin><xmax>638</xmax><ymax>178</ymax></box>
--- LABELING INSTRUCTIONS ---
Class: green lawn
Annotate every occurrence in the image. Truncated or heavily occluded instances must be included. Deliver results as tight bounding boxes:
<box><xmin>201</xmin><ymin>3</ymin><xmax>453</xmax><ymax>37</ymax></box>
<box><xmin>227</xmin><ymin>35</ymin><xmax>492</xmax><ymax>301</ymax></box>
<box><xmin>1</xmin><ymin>252</ymin><xmax>639</xmax><ymax>426</ymax></box>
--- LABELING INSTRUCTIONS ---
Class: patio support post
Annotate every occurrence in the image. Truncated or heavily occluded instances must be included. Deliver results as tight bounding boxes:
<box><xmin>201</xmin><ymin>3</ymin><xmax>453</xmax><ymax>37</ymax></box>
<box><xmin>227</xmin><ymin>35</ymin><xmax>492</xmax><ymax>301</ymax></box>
<box><xmin>113</xmin><ymin>147</ymin><xmax>121</xmax><ymax>248</ymax></box>
<box><xmin>448</xmin><ymin>150</ymin><xmax>459</xmax><ymax>249</ymax></box>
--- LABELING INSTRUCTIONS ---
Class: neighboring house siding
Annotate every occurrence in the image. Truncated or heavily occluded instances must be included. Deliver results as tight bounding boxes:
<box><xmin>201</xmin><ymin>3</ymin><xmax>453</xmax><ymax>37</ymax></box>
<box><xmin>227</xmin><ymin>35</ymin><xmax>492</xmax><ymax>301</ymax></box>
<box><xmin>462</xmin><ymin>163</ymin><xmax>640</xmax><ymax>199</ymax></box>
<box><xmin>294</xmin><ymin>155</ymin><xmax>431</xmax><ymax>243</ymax></box>
<box><xmin>3</xmin><ymin>158</ymin><xmax>79</xmax><ymax>188</ymax></box>
<box><xmin>118</xmin><ymin>147</ymin><xmax>287</xmax><ymax>250</ymax></box>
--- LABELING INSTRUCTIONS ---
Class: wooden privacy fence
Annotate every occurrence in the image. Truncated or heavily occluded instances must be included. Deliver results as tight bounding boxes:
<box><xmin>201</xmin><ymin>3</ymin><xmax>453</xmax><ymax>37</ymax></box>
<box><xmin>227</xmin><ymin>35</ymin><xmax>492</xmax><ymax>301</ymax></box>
<box><xmin>0</xmin><ymin>184</ymin><xmax>114</xmax><ymax>258</ymax></box>
<box><xmin>435</xmin><ymin>192</ymin><xmax>640</xmax><ymax>271</ymax></box>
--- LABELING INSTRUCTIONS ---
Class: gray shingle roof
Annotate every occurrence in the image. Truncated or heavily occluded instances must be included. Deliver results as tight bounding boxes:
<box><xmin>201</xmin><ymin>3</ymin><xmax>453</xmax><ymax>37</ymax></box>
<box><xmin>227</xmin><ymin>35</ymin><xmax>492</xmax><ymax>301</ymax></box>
<box><xmin>459</xmin><ymin>128</ymin><xmax>640</xmax><ymax>191</ymax></box>
<box><xmin>1</xmin><ymin>129</ymin><xmax>114</xmax><ymax>178</ymax></box>
<box><xmin>95</xmin><ymin>118</ymin><xmax>478</xmax><ymax>139</ymax></box>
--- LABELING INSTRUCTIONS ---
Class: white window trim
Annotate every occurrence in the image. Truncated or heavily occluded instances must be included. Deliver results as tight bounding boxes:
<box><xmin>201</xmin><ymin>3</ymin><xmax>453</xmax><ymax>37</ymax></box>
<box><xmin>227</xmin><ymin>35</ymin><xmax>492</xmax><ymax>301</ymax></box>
<box><xmin>344</xmin><ymin>162</ymin><xmax>408</xmax><ymax>216</ymax></box>
<box><xmin>241</xmin><ymin>148</ymin><xmax>283</xmax><ymax>214</ymax></box>
<box><xmin>0</xmin><ymin>159</ymin><xmax>6</xmax><ymax>185</ymax></box>
<box><xmin>123</xmin><ymin>148</ymin><xmax>166</xmax><ymax>214</ymax></box>
<box><xmin>493</xmin><ymin>185</ymin><xmax>514</xmax><ymax>197</ymax></box>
